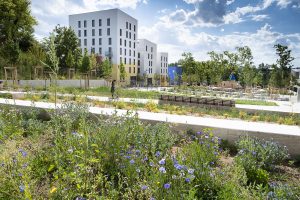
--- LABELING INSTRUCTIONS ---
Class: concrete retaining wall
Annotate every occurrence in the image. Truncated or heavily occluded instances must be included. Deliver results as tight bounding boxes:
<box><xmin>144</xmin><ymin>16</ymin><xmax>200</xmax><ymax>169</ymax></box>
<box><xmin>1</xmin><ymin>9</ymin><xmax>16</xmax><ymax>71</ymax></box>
<box><xmin>4</xmin><ymin>79</ymin><xmax>109</xmax><ymax>88</ymax></box>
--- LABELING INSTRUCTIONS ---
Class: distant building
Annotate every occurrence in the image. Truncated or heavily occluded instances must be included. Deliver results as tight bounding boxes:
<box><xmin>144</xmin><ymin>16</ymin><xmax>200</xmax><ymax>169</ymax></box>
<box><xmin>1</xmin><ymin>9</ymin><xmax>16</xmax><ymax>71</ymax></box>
<box><xmin>69</xmin><ymin>8</ymin><xmax>138</xmax><ymax>83</ymax></box>
<box><xmin>168</xmin><ymin>65</ymin><xmax>182</xmax><ymax>85</ymax></box>
<box><xmin>137</xmin><ymin>39</ymin><xmax>157</xmax><ymax>85</ymax></box>
<box><xmin>157</xmin><ymin>52</ymin><xmax>168</xmax><ymax>85</ymax></box>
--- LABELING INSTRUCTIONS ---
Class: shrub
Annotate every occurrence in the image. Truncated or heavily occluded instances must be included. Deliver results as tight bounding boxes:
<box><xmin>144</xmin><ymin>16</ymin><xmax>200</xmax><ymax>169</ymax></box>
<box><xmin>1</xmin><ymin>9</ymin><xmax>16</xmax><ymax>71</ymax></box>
<box><xmin>145</xmin><ymin>101</ymin><xmax>158</xmax><ymax>112</ymax></box>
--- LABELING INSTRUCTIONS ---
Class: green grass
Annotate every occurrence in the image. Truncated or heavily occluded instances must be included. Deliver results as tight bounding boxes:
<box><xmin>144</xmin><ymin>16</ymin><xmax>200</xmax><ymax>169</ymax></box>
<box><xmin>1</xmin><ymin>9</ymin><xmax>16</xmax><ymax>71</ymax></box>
<box><xmin>236</xmin><ymin>99</ymin><xmax>278</xmax><ymax>106</ymax></box>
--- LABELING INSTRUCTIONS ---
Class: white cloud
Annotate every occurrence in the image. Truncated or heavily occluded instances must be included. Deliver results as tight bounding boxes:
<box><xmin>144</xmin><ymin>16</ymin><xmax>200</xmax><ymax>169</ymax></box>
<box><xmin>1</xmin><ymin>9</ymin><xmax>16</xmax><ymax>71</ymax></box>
<box><xmin>31</xmin><ymin>0</ymin><xmax>147</xmax><ymax>40</ymax></box>
<box><xmin>251</xmin><ymin>14</ymin><xmax>270</xmax><ymax>21</ymax></box>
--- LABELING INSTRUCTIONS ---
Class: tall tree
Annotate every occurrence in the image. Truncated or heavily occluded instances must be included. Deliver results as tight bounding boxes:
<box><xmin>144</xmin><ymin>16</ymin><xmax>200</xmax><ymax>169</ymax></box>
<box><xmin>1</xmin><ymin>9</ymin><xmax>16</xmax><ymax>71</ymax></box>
<box><xmin>81</xmin><ymin>49</ymin><xmax>90</xmax><ymax>73</ymax></box>
<box><xmin>181</xmin><ymin>52</ymin><xmax>196</xmax><ymax>85</ymax></box>
<box><xmin>101</xmin><ymin>59</ymin><xmax>112</xmax><ymax>80</ymax></box>
<box><xmin>66</xmin><ymin>50</ymin><xmax>75</xmax><ymax>68</ymax></box>
<box><xmin>274</xmin><ymin>44</ymin><xmax>294</xmax><ymax>88</ymax></box>
<box><xmin>52</xmin><ymin>25</ymin><xmax>80</xmax><ymax>69</ymax></box>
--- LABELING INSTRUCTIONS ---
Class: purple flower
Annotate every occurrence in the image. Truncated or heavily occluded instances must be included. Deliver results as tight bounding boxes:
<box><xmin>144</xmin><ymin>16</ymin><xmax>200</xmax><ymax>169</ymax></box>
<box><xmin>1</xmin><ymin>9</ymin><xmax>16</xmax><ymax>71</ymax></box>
<box><xmin>185</xmin><ymin>178</ymin><xmax>191</xmax><ymax>183</ymax></box>
<box><xmin>130</xmin><ymin>159</ymin><xmax>135</xmax><ymax>164</ymax></box>
<box><xmin>155</xmin><ymin>151</ymin><xmax>161</xmax><ymax>157</ymax></box>
<box><xmin>252</xmin><ymin>151</ymin><xmax>257</xmax><ymax>156</ymax></box>
<box><xmin>188</xmin><ymin>169</ymin><xmax>195</xmax><ymax>174</ymax></box>
<box><xmin>150</xmin><ymin>197</ymin><xmax>155</xmax><ymax>200</ymax></box>
<box><xmin>159</xmin><ymin>167</ymin><xmax>166</xmax><ymax>173</ymax></box>
<box><xmin>143</xmin><ymin>157</ymin><xmax>148</xmax><ymax>161</ymax></box>
<box><xmin>205</xmin><ymin>135</ymin><xmax>209</xmax><ymax>139</ymax></box>
<box><xmin>135</xmin><ymin>150</ymin><xmax>141</xmax><ymax>155</ymax></box>
<box><xmin>197</xmin><ymin>131</ymin><xmax>203</xmax><ymax>135</ymax></box>
<box><xmin>164</xmin><ymin>183</ymin><xmax>171</xmax><ymax>189</ymax></box>
<box><xmin>125</xmin><ymin>155</ymin><xmax>131</xmax><ymax>159</ymax></box>
<box><xmin>159</xmin><ymin>159</ymin><xmax>166</xmax><ymax>165</ymax></box>
<box><xmin>0</xmin><ymin>162</ymin><xmax>4</xmax><ymax>167</ymax></box>
<box><xmin>210</xmin><ymin>161</ymin><xmax>215</xmax><ymax>165</ymax></box>
<box><xmin>149</xmin><ymin>162</ymin><xmax>154</xmax><ymax>167</ymax></box>
<box><xmin>174</xmin><ymin>164</ymin><xmax>183</xmax><ymax>170</ymax></box>
<box><xmin>214</xmin><ymin>152</ymin><xmax>218</xmax><ymax>155</ymax></box>
<box><xmin>19</xmin><ymin>184</ymin><xmax>25</xmax><ymax>193</ymax></box>
<box><xmin>18</xmin><ymin>149</ymin><xmax>27</xmax><ymax>157</ymax></box>
<box><xmin>141</xmin><ymin>185</ymin><xmax>148</xmax><ymax>190</ymax></box>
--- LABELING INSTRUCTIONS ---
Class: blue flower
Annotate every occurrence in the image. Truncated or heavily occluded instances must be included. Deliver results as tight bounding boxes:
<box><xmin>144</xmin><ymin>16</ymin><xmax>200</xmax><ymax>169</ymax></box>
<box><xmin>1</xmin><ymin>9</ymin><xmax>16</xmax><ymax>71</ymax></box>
<box><xmin>159</xmin><ymin>159</ymin><xmax>166</xmax><ymax>165</ymax></box>
<box><xmin>125</xmin><ymin>155</ymin><xmax>131</xmax><ymax>159</ymax></box>
<box><xmin>149</xmin><ymin>162</ymin><xmax>154</xmax><ymax>167</ymax></box>
<box><xmin>143</xmin><ymin>157</ymin><xmax>148</xmax><ymax>161</ymax></box>
<box><xmin>130</xmin><ymin>159</ymin><xmax>135</xmax><ymax>164</ymax></box>
<box><xmin>164</xmin><ymin>183</ymin><xmax>171</xmax><ymax>189</ymax></box>
<box><xmin>174</xmin><ymin>164</ymin><xmax>183</xmax><ymax>170</ymax></box>
<box><xmin>155</xmin><ymin>151</ymin><xmax>161</xmax><ymax>157</ymax></box>
<box><xmin>18</xmin><ymin>149</ymin><xmax>27</xmax><ymax>157</ymax></box>
<box><xmin>210</xmin><ymin>161</ymin><xmax>215</xmax><ymax>165</ymax></box>
<box><xmin>19</xmin><ymin>184</ymin><xmax>25</xmax><ymax>193</ymax></box>
<box><xmin>159</xmin><ymin>167</ymin><xmax>166</xmax><ymax>173</ymax></box>
<box><xmin>185</xmin><ymin>178</ymin><xmax>191</xmax><ymax>183</ymax></box>
<box><xmin>188</xmin><ymin>169</ymin><xmax>195</xmax><ymax>174</ymax></box>
<box><xmin>141</xmin><ymin>185</ymin><xmax>148</xmax><ymax>190</ymax></box>
<box><xmin>135</xmin><ymin>150</ymin><xmax>141</xmax><ymax>155</ymax></box>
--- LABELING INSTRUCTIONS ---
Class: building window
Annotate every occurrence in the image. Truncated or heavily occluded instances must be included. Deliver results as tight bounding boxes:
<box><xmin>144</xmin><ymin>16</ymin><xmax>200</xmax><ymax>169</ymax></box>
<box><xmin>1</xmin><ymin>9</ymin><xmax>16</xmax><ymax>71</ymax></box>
<box><xmin>120</xmin><ymin>29</ymin><xmax>122</xmax><ymax>36</ymax></box>
<box><xmin>78</xmin><ymin>30</ymin><xmax>81</xmax><ymax>37</ymax></box>
<box><xmin>92</xmin><ymin>29</ymin><xmax>95</xmax><ymax>36</ymax></box>
<box><xmin>134</xmin><ymin>67</ymin><xmax>135</xmax><ymax>73</ymax></box>
<box><xmin>151</xmin><ymin>54</ymin><xmax>153</xmax><ymax>59</ymax></box>
<box><xmin>108</xmin><ymin>47</ymin><xmax>112</xmax><ymax>53</ymax></box>
<box><xmin>129</xmin><ymin>67</ymin><xmax>131</xmax><ymax>73</ymax></box>
<box><xmin>161</xmin><ymin>69</ymin><xmax>162</xmax><ymax>73</ymax></box>
<box><xmin>126</xmin><ymin>31</ymin><xmax>128</xmax><ymax>38</ymax></box>
<box><xmin>108</xmin><ymin>38</ymin><xmax>112</xmax><ymax>45</ymax></box>
<box><xmin>120</xmin><ymin>57</ymin><xmax>122</xmax><ymax>64</ymax></box>
<box><xmin>84</xmin><ymin>39</ymin><xmax>87</xmax><ymax>46</ymax></box>
<box><xmin>134</xmin><ymin>42</ymin><xmax>135</xmax><ymax>49</ymax></box>
<box><xmin>120</xmin><ymin>48</ymin><xmax>122</xmax><ymax>55</ymax></box>
<box><xmin>134</xmin><ymin>51</ymin><xmax>135</xmax><ymax>57</ymax></box>
<box><xmin>78</xmin><ymin>21</ymin><xmax>81</xmax><ymax>28</ymax></box>
<box><xmin>99</xmin><ymin>38</ymin><xmax>102</xmax><ymax>45</ymax></box>
<box><xmin>78</xmin><ymin>39</ymin><xmax>81</xmax><ymax>46</ymax></box>
<box><xmin>99</xmin><ymin>47</ymin><xmax>102</xmax><ymax>54</ymax></box>
<box><xmin>134</xmin><ymin>59</ymin><xmax>135</xmax><ymax>65</ymax></box>
<box><xmin>125</xmin><ymin>58</ymin><xmax>127</xmax><ymax>64</ymax></box>
<box><xmin>146</xmin><ymin>45</ymin><xmax>148</xmax><ymax>51</ymax></box>
<box><xmin>107</xmin><ymin>18</ymin><xmax>110</xmax><ymax>26</ymax></box>
<box><xmin>129</xmin><ymin>41</ymin><xmax>131</xmax><ymax>48</ymax></box>
<box><xmin>129</xmin><ymin>32</ymin><xmax>131</xmax><ymax>39</ymax></box>
<box><xmin>92</xmin><ymin>39</ymin><xmax>95</xmax><ymax>46</ymax></box>
<box><xmin>91</xmin><ymin>48</ymin><xmax>95</xmax><ymax>53</ymax></box>
<box><xmin>138</xmin><ymin>60</ymin><xmax>140</xmax><ymax>66</ymax></box>
<box><xmin>129</xmin><ymin>49</ymin><xmax>131</xmax><ymax>56</ymax></box>
<box><xmin>129</xmin><ymin>23</ymin><xmax>131</xmax><ymax>30</ymax></box>
<box><xmin>148</xmin><ymin>54</ymin><xmax>149</xmax><ymax>59</ymax></box>
<box><xmin>134</xmin><ymin>34</ymin><xmax>135</xmax><ymax>40</ymax></box>
<box><xmin>107</xmin><ymin>28</ymin><xmax>110</xmax><ymax>36</ymax></box>
<box><xmin>99</xmin><ymin>19</ymin><xmax>102</xmax><ymax>26</ymax></box>
<box><xmin>129</xmin><ymin>58</ymin><xmax>131</xmax><ymax>65</ymax></box>
<box><xmin>161</xmin><ymin>63</ymin><xmax>162</xmax><ymax>67</ymax></box>
<box><xmin>84</xmin><ymin>30</ymin><xmax>87</xmax><ymax>37</ymax></box>
<box><xmin>125</xmin><ymin>49</ymin><xmax>126</xmax><ymax>56</ymax></box>
<box><xmin>126</xmin><ymin>22</ymin><xmax>128</xmax><ymax>29</ymax></box>
<box><xmin>125</xmin><ymin>40</ymin><xmax>127</xmax><ymax>47</ymax></box>
<box><xmin>84</xmin><ymin>20</ymin><xmax>87</xmax><ymax>28</ymax></box>
<box><xmin>138</xmin><ymin>53</ymin><xmax>140</xmax><ymax>58</ymax></box>
<box><xmin>92</xmin><ymin>20</ymin><xmax>95</xmax><ymax>27</ymax></box>
<box><xmin>99</xmin><ymin>29</ymin><xmax>102</xmax><ymax>36</ymax></box>
<box><xmin>161</xmin><ymin>56</ymin><xmax>162</xmax><ymax>61</ymax></box>
<box><xmin>134</xmin><ymin>25</ymin><xmax>136</xmax><ymax>32</ymax></box>
<box><xmin>151</xmin><ymin>47</ymin><xmax>153</xmax><ymax>53</ymax></box>
<box><xmin>149</xmin><ymin>61</ymin><xmax>150</xmax><ymax>66</ymax></box>
<box><xmin>120</xmin><ymin>39</ymin><xmax>122</xmax><ymax>46</ymax></box>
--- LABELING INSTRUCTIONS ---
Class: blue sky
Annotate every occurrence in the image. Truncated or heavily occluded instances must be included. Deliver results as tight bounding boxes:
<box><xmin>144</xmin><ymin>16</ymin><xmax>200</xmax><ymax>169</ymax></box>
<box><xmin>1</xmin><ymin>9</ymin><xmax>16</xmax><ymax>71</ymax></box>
<box><xmin>31</xmin><ymin>0</ymin><xmax>300</xmax><ymax>66</ymax></box>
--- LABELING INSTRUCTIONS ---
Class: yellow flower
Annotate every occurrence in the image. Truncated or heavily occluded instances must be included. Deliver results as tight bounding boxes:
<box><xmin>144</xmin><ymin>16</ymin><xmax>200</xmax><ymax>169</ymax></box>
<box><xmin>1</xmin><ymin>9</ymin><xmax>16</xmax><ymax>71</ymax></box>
<box><xmin>156</xmin><ymin>182</ymin><xmax>160</xmax><ymax>185</ymax></box>
<box><xmin>50</xmin><ymin>187</ymin><xmax>57</xmax><ymax>194</ymax></box>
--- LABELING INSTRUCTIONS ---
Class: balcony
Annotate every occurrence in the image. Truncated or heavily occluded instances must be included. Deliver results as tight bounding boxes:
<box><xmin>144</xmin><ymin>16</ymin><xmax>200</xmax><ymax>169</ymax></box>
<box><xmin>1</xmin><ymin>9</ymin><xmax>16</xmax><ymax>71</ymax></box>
<box><xmin>105</xmin><ymin>51</ymin><xmax>113</xmax><ymax>57</ymax></box>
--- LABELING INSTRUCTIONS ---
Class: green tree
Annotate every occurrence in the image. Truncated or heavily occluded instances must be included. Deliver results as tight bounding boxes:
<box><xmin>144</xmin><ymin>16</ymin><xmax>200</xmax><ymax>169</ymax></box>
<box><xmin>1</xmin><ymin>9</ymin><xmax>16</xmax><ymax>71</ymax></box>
<box><xmin>89</xmin><ymin>53</ymin><xmax>97</xmax><ymax>70</ymax></box>
<box><xmin>119</xmin><ymin>63</ymin><xmax>126</xmax><ymax>81</ymax></box>
<box><xmin>101</xmin><ymin>59</ymin><xmax>112</xmax><ymax>80</ymax></box>
<box><xmin>274</xmin><ymin>44</ymin><xmax>294</xmax><ymax>88</ymax></box>
<box><xmin>52</xmin><ymin>25</ymin><xmax>80</xmax><ymax>69</ymax></box>
<box><xmin>81</xmin><ymin>49</ymin><xmax>90</xmax><ymax>73</ymax></box>
<box><xmin>181</xmin><ymin>52</ymin><xmax>196</xmax><ymax>85</ymax></box>
<box><xmin>66</xmin><ymin>50</ymin><xmax>75</xmax><ymax>68</ymax></box>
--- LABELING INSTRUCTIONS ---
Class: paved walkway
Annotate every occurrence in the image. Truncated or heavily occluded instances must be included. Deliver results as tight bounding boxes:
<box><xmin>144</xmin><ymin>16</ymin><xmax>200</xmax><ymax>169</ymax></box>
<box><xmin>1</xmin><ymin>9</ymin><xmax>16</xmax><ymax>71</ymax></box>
<box><xmin>0</xmin><ymin>98</ymin><xmax>299</xmax><ymax>137</ymax></box>
<box><xmin>1</xmin><ymin>90</ymin><xmax>299</xmax><ymax>114</ymax></box>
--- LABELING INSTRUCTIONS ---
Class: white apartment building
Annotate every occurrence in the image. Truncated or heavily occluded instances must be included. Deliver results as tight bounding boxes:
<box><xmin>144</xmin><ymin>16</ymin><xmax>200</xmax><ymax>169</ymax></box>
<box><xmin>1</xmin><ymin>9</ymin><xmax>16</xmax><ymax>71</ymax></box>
<box><xmin>137</xmin><ymin>39</ymin><xmax>157</xmax><ymax>85</ymax></box>
<box><xmin>69</xmin><ymin>8</ymin><xmax>138</xmax><ymax>83</ymax></box>
<box><xmin>157</xmin><ymin>52</ymin><xmax>168</xmax><ymax>77</ymax></box>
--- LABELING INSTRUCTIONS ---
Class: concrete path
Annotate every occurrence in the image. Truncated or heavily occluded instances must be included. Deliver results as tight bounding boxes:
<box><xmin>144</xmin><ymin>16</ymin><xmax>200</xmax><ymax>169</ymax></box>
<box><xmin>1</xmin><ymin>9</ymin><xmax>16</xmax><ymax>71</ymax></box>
<box><xmin>1</xmin><ymin>90</ymin><xmax>299</xmax><ymax>114</ymax></box>
<box><xmin>0</xmin><ymin>98</ymin><xmax>299</xmax><ymax>136</ymax></box>
<box><xmin>1</xmin><ymin>98</ymin><xmax>299</xmax><ymax>155</ymax></box>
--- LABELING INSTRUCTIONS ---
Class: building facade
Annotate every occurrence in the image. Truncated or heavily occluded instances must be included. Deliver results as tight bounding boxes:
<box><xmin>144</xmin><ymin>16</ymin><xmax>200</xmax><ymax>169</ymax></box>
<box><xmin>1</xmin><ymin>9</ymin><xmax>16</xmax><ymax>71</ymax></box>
<box><xmin>137</xmin><ymin>39</ymin><xmax>157</xmax><ymax>85</ymax></box>
<box><xmin>157</xmin><ymin>52</ymin><xmax>168</xmax><ymax>85</ymax></box>
<box><xmin>69</xmin><ymin>8</ymin><xmax>138</xmax><ymax>83</ymax></box>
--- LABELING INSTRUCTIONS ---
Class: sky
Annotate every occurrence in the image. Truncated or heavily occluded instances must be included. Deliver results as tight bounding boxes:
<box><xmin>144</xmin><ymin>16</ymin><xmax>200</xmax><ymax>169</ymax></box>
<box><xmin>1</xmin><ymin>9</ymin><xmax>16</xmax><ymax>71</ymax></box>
<box><xmin>31</xmin><ymin>0</ymin><xmax>300</xmax><ymax>67</ymax></box>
